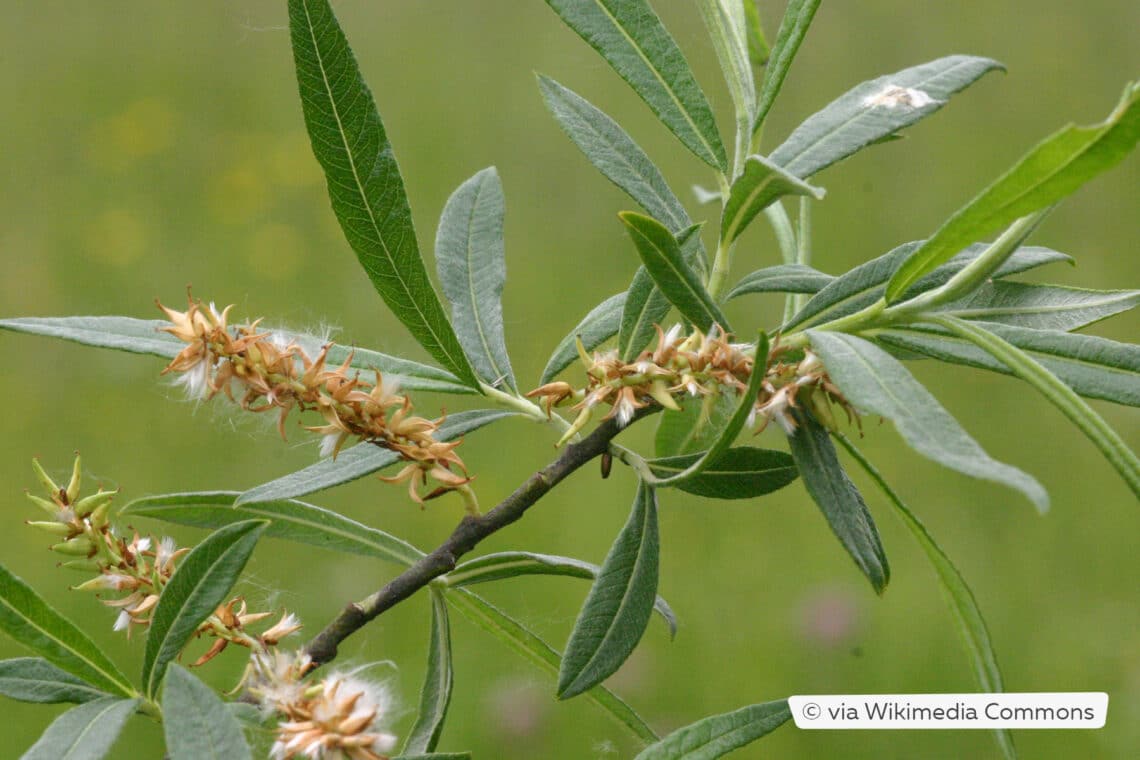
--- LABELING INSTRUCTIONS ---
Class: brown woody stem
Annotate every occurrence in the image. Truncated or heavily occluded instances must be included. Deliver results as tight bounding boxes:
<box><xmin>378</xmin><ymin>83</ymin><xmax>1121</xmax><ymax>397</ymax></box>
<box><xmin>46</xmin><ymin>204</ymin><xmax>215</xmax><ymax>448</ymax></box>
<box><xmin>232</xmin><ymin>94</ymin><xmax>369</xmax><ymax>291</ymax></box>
<box><xmin>303</xmin><ymin>409</ymin><xmax>652</xmax><ymax>667</ymax></box>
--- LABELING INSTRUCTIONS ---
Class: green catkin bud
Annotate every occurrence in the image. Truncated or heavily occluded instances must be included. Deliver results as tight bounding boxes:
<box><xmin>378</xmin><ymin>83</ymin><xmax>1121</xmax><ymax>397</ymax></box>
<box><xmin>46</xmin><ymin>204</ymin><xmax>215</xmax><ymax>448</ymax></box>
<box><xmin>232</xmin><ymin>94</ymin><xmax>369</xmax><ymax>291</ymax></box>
<box><xmin>60</xmin><ymin>558</ymin><xmax>103</xmax><ymax>573</ymax></box>
<box><xmin>71</xmin><ymin>577</ymin><xmax>108</xmax><ymax>593</ymax></box>
<box><xmin>26</xmin><ymin>493</ymin><xmax>62</xmax><ymax>518</ymax></box>
<box><xmin>30</xmin><ymin>459</ymin><xmax>62</xmax><ymax>498</ymax></box>
<box><xmin>557</xmin><ymin>406</ymin><xmax>593</xmax><ymax>448</ymax></box>
<box><xmin>73</xmin><ymin>490</ymin><xmax>114</xmax><ymax>519</ymax></box>
<box><xmin>51</xmin><ymin>538</ymin><xmax>94</xmax><ymax>557</ymax></box>
<box><xmin>648</xmin><ymin>379</ymin><xmax>681</xmax><ymax>410</ymax></box>
<box><xmin>26</xmin><ymin>520</ymin><xmax>74</xmax><ymax>537</ymax></box>
<box><xmin>575</xmin><ymin>335</ymin><xmax>592</xmax><ymax>368</ymax></box>
<box><xmin>89</xmin><ymin>501</ymin><xmax>112</xmax><ymax>529</ymax></box>
<box><xmin>66</xmin><ymin>455</ymin><xmax>82</xmax><ymax>503</ymax></box>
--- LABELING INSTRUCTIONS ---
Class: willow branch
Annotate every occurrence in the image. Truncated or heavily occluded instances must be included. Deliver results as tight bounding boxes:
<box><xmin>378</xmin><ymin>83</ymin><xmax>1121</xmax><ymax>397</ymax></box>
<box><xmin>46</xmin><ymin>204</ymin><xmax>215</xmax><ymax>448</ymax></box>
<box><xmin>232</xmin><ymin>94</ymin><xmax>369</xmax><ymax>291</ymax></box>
<box><xmin>303</xmin><ymin>409</ymin><xmax>654</xmax><ymax>667</ymax></box>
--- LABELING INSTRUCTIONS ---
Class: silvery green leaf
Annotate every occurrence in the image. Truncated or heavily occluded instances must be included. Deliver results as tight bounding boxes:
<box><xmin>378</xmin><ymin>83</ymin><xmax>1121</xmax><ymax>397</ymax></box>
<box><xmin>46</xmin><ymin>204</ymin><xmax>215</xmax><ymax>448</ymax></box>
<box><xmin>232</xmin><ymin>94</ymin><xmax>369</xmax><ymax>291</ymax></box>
<box><xmin>558</xmin><ymin>483</ymin><xmax>660</xmax><ymax>699</ymax></box>
<box><xmin>787</xmin><ymin>413</ymin><xmax>890</xmax><ymax>593</ymax></box>
<box><xmin>142</xmin><ymin>521</ymin><xmax>267</xmax><ymax>696</ymax></box>
<box><xmin>0</xmin><ymin>658</ymin><xmax>109</xmax><ymax>705</ymax></box>
<box><xmin>726</xmin><ymin>264</ymin><xmax>833</xmax><ymax>300</ymax></box>
<box><xmin>163</xmin><ymin>665</ymin><xmax>251</xmax><ymax>760</ymax></box>
<box><xmin>937</xmin><ymin>282</ymin><xmax>1139</xmax><ymax>331</ymax></box>
<box><xmin>123</xmin><ymin>491</ymin><xmax>424</xmax><ymax>568</ymax></box>
<box><xmin>929</xmin><ymin>316</ymin><xmax>1140</xmax><ymax>500</ymax></box>
<box><xmin>784</xmin><ymin>243</ymin><xmax>1070</xmax><ymax>331</ymax></box>
<box><xmin>0</xmin><ymin>565</ymin><xmax>134</xmax><ymax>698</ymax></box>
<box><xmin>877</xmin><ymin>322</ymin><xmax>1140</xmax><ymax>407</ymax></box>
<box><xmin>754</xmin><ymin>0</ymin><xmax>821</xmax><ymax>131</ymax></box>
<box><xmin>620</xmin><ymin>214</ymin><xmax>729</xmax><ymax>333</ymax></box>
<box><xmin>771</xmin><ymin>56</ymin><xmax>1003</xmax><ymax>178</ymax></box>
<box><xmin>436</xmin><ymin>168</ymin><xmax>516</xmax><ymax>391</ymax></box>
<box><xmin>288</xmin><ymin>0</ymin><xmax>478</xmax><ymax>386</ymax></box>
<box><xmin>20</xmin><ymin>697</ymin><xmax>138</xmax><ymax>760</ymax></box>
<box><xmin>721</xmin><ymin>154</ymin><xmax>825</xmax><ymax>243</ymax></box>
<box><xmin>443</xmin><ymin>552</ymin><xmax>676</xmax><ymax>637</ymax></box>
<box><xmin>543</xmin><ymin>0</ymin><xmax>726</xmax><ymax>170</ymax></box>
<box><xmin>403</xmin><ymin>589</ymin><xmax>453</xmax><ymax>755</ymax></box>
<box><xmin>619</xmin><ymin>226</ymin><xmax>707</xmax><ymax>361</ymax></box>
<box><xmin>537</xmin><ymin>76</ymin><xmax>692</xmax><ymax>232</ymax></box>
<box><xmin>633</xmin><ymin>699</ymin><xmax>792</xmax><ymax>759</ymax></box>
<box><xmin>808</xmin><ymin>331</ymin><xmax>1048</xmax><ymax>511</ymax></box>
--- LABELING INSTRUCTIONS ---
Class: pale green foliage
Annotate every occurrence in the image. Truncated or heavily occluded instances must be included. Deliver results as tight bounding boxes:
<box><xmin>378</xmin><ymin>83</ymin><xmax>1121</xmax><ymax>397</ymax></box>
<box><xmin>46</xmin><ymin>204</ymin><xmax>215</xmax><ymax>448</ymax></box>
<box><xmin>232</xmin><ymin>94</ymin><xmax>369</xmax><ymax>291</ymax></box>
<box><xmin>0</xmin><ymin>1</ymin><xmax>1136</xmax><ymax>758</ymax></box>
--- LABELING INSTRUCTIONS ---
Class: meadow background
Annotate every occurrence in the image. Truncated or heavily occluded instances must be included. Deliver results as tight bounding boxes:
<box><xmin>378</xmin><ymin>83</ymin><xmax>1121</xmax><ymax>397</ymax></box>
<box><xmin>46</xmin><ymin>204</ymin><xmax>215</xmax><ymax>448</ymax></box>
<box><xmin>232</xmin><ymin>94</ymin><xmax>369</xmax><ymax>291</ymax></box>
<box><xmin>1</xmin><ymin>1</ymin><xmax>1137</xmax><ymax>757</ymax></box>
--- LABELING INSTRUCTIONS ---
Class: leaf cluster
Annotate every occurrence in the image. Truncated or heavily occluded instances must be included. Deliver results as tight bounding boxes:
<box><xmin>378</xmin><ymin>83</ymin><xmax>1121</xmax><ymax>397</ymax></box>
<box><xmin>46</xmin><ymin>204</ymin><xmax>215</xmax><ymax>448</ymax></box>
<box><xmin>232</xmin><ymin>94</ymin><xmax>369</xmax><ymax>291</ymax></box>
<box><xmin>0</xmin><ymin>1</ymin><xmax>1136</xmax><ymax>758</ymax></box>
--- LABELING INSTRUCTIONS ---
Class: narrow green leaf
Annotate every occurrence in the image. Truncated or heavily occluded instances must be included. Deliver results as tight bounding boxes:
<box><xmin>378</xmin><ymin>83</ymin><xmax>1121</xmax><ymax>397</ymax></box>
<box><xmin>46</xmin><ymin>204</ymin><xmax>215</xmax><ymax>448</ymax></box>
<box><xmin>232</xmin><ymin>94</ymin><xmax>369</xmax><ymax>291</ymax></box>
<box><xmin>235</xmin><ymin>410</ymin><xmax>515</xmax><ymax>505</ymax></box>
<box><xmin>559</xmin><ymin>482</ymin><xmax>660</xmax><ymax>700</ymax></box>
<box><xmin>446</xmin><ymin>589</ymin><xmax>657</xmax><ymax>745</ymax></box>
<box><xmin>404</xmin><ymin>589</ymin><xmax>453</xmax><ymax>755</ymax></box>
<box><xmin>0</xmin><ymin>316</ymin><xmax>186</xmax><ymax>358</ymax></box>
<box><xmin>836</xmin><ymin>436</ymin><xmax>1016</xmax><ymax>760</ymax></box>
<box><xmin>784</xmin><ymin>243</ymin><xmax>1070</xmax><ymax>332</ymax></box>
<box><xmin>537</xmin><ymin>75</ymin><xmax>707</xmax><ymax>356</ymax></box>
<box><xmin>654</xmin><ymin>392</ymin><xmax>736</xmax><ymax>458</ymax></box>
<box><xmin>753</xmin><ymin>0</ymin><xmax>821</xmax><ymax>131</ymax></box>
<box><xmin>537</xmin><ymin>76</ymin><xmax>692</xmax><ymax>233</ymax></box>
<box><xmin>742</xmin><ymin>0</ymin><xmax>769</xmax><ymax>67</ymax></box>
<box><xmin>619</xmin><ymin>227</ymin><xmax>708</xmax><ymax>362</ymax></box>
<box><xmin>928</xmin><ymin>316</ymin><xmax>1140</xmax><ymax>499</ymax></box>
<box><xmin>809</xmin><ymin>331</ymin><xmax>1048</xmax><ymax>511</ymax></box>
<box><xmin>786</xmin><ymin>413</ymin><xmax>889</xmax><ymax>593</ymax></box>
<box><xmin>937</xmin><ymin>282</ymin><xmax>1140</xmax><ymax>331</ymax></box>
<box><xmin>726</xmin><ymin>264</ymin><xmax>833</xmax><ymax>301</ymax></box>
<box><xmin>620</xmin><ymin>214</ymin><xmax>729</xmax><ymax>332</ymax></box>
<box><xmin>0</xmin><ymin>317</ymin><xmax>474</xmax><ymax>395</ymax></box>
<box><xmin>645</xmin><ymin>333</ymin><xmax>768</xmax><ymax>488</ymax></box>
<box><xmin>20</xmin><ymin>697</ymin><xmax>138</xmax><ymax>760</ymax></box>
<box><xmin>436</xmin><ymin>168</ymin><xmax>516</xmax><ymax>391</ymax></box>
<box><xmin>877</xmin><ymin>322</ymin><xmax>1140</xmax><ymax>407</ymax></box>
<box><xmin>886</xmin><ymin>82</ymin><xmax>1140</xmax><ymax>302</ymax></box>
<box><xmin>122</xmin><ymin>491</ymin><xmax>424</xmax><ymax>568</ymax></box>
<box><xmin>771</xmin><ymin>56</ymin><xmax>1003</xmax><ymax>179</ymax></box>
<box><xmin>142</xmin><ymin>521</ymin><xmax>268</xmax><ymax>697</ymax></box>
<box><xmin>722</xmin><ymin>154</ymin><xmax>825</xmax><ymax>243</ymax></box>
<box><xmin>699</xmin><ymin>0</ymin><xmax>756</xmax><ymax>167</ymax></box>
<box><xmin>544</xmin><ymin>0</ymin><xmax>727</xmax><ymax>170</ymax></box>
<box><xmin>649</xmin><ymin>446</ymin><xmax>798</xmax><ymax>499</ymax></box>
<box><xmin>541</xmin><ymin>292</ymin><xmax>625</xmax><ymax>384</ymax></box>
<box><xmin>0</xmin><ymin>564</ymin><xmax>134</xmax><ymax>698</ymax></box>
<box><xmin>0</xmin><ymin>658</ymin><xmax>109</xmax><ymax>705</ymax></box>
<box><xmin>442</xmin><ymin>552</ymin><xmax>677</xmax><ymax>637</ymax></box>
<box><xmin>394</xmin><ymin>755</ymin><xmax>472</xmax><ymax>760</ymax></box>
<box><xmin>163</xmin><ymin>664</ymin><xmax>251</xmax><ymax>760</ymax></box>
<box><xmin>634</xmin><ymin>699</ymin><xmax>792</xmax><ymax>760</ymax></box>
<box><xmin>287</xmin><ymin>0</ymin><xmax>477</xmax><ymax>386</ymax></box>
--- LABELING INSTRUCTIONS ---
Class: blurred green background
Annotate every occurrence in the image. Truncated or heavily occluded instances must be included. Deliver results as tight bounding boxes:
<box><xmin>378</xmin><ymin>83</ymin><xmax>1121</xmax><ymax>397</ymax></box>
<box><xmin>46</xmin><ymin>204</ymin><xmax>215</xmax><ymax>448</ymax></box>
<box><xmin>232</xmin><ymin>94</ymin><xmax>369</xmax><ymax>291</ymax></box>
<box><xmin>2</xmin><ymin>1</ymin><xmax>1137</xmax><ymax>758</ymax></box>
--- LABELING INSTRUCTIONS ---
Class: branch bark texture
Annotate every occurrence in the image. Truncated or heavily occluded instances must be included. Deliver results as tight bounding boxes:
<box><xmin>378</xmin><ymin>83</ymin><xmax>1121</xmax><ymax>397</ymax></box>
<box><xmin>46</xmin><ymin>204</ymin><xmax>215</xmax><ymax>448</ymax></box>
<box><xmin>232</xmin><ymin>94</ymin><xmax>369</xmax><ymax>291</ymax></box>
<box><xmin>303</xmin><ymin>412</ymin><xmax>646</xmax><ymax>666</ymax></box>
